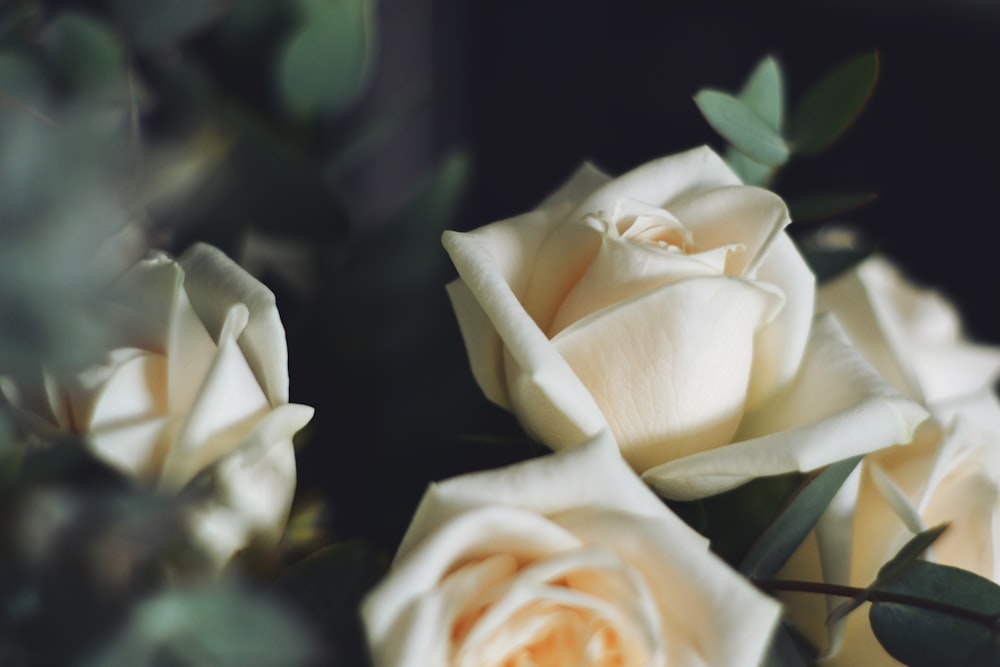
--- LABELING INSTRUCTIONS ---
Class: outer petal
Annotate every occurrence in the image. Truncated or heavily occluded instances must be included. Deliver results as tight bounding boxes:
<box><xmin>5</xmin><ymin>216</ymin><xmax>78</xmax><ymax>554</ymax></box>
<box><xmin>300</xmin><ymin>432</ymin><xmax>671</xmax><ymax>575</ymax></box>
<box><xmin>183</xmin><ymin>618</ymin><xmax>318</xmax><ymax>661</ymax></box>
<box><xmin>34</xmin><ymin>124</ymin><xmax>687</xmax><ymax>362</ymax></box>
<box><xmin>187</xmin><ymin>403</ymin><xmax>313</xmax><ymax>569</ymax></box>
<box><xmin>643</xmin><ymin>315</ymin><xmax>929</xmax><ymax>499</ymax></box>
<box><xmin>558</xmin><ymin>509</ymin><xmax>781</xmax><ymax>667</ymax></box>
<box><xmin>443</xmin><ymin>230</ymin><xmax>610</xmax><ymax>449</ymax></box>
<box><xmin>569</xmin><ymin>146</ymin><xmax>742</xmax><ymax>220</ymax></box>
<box><xmin>745</xmin><ymin>233</ymin><xmax>815</xmax><ymax>412</ymax></box>
<box><xmin>819</xmin><ymin>256</ymin><xmax>1000</xmax><ymax>404</ymax></box>
<box><xmin>552</xmin><ymin>276</ymin><xmax>784</xmax><ymax>472</ymax></box>
<box><xmin>179</xmin><ymin>243</ymin><xmax>291</xmax><ymax>405</ymax></box>
<box><xmin>396</xmin><ymin>433</ymin><xmax>673</xmax><ymax>559</ymax></box>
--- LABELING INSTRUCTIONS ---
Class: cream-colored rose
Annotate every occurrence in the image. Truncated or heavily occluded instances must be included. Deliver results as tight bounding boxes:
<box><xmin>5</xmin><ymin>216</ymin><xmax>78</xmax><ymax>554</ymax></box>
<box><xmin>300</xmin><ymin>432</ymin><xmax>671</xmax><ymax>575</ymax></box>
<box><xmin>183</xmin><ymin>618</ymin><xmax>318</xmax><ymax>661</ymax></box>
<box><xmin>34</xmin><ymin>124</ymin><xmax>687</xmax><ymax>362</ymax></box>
<box><xmin>1</xmin><ymin>244</ymin><xmax>314</xmax><ymax>567</ymax></box>
<box><xmin>443</xmin><ymin>146</ymin><xmax>926</xmax><ymax>499</ymax></box>
<box><xmin>778</xmin><ymin>257</ymin><xmax>1000</xmax><ymax>664</ymax></box>
<box><xmin>362</xmin><ymin>433</ymin><xmax>781</xmax><ymax>667</ymax></box>
<box><xmin>817</xmin><ymin>255</ymin><xmax>1000</xmax><ymax>406</ymax></box>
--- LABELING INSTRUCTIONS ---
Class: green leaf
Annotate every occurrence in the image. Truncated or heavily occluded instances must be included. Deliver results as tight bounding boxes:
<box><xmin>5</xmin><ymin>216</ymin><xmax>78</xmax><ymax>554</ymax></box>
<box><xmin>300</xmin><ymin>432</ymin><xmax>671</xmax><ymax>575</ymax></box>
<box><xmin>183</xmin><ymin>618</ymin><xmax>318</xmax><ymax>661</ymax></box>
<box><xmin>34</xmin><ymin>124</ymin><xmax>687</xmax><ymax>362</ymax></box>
<box><xmin>740</xmin><ymin>455</ymin><xmax>863</xmax><ymax>581</ymax></box>
<box><xmin>788</xmin><ymin>191</ymin><xmax>877</xmax><ymax>222</ymax></box>
<box><xmin>869</xmin><ymin>561</ymin><xmax>1000</xmax><ymax>667</ymax></box>
<box><xmin>278</xmin><ymin>0</ymin><xmax>376</xmax><ymax>119</ymax></box>
<box><xmin>114</xmin><ymin>0</ymin><xmax>229</xmax><ymax>51</ymax></box>
<box><xmin>86</xmin><ymin>586</ymin><xmax>320</xmax><ymax>667</ymax></box>
<box><xmin>876</xmin><ymin>524</ymin><xmax>949</xmax><ymax>585</ymax></box>
<box><xmin>694</xmin><ymin>90</ymin><xmax>789</xmax><ymax>167</ymax></box>
<box><xmin>790</xmin><ymin>52</ymin><xmax>879</xmax><ymax>155</ymax></box>
<box><xmin>724</xmin><ymin>146</ymin><xmax>773</xmax><ymax>186</ymax></box>
<box><xmin>42</xmin><ymin>13</ymin><xmax>124</xmax><ymax>95</ymax></box>
<box><xmin>740</xmin><ymin>55</ymin><xmax>784</xmax><ymax>131</ymax></box>
<box><xmin>829</xmin><ymin>524</ymin><xmax>949</xmax><ymax>624</ymax></box>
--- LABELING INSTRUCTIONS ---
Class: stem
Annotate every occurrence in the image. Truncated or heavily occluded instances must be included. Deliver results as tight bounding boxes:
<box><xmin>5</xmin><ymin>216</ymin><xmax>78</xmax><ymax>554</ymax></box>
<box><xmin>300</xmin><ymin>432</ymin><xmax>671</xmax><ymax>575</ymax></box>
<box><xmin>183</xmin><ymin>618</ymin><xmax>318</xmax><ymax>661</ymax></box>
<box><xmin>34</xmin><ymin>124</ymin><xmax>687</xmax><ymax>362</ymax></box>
<box><xmin>758</xmin><ymin>579</ymin><xmax>1000</xmax><ymax>629</ymax></box>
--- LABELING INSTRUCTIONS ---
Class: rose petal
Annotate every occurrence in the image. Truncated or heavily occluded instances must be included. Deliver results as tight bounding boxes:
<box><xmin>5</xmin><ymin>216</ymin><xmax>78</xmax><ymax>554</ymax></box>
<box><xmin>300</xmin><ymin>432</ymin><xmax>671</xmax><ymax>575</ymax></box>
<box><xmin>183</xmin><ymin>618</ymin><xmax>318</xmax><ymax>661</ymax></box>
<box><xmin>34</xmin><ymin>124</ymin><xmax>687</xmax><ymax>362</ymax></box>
<box><xmin>162</xmin><ymin>313</ymin><xmax>271</xmax><ymax>488</ymax></box>
<box><xmin>558</xmin><ymin>509</ymin><xmax>780</xmax><ymax>667</ymax></box>
<box><xmin>643</xmin><ymin>314</ymin><xmax>929</xmax><ymax>499</ymax></box>
<box><xmin>443</xmin><ymin>230</ymin><xmax>610</xmax><ymax>449</ymax></box>
<box><xmin>548</xmin><ymin>216</ymin><xmax>733</xmax><ymax>335</ymax></box>
<box><xmin>84</xmin><ymin>349</ymin><xmax>167</xmax><ymax>433</ymax></box>
<box><xmin>363</xmin><ymin>506</ymin><xmax>583</xmax><ymax>666</ymax></box>
<box><xmin>87</xmin><ymin>416</ymin><xmax>172</xmax><ymax>479</ymax></box>
<box><xmin>446</xmin><ymin>279</ymin><xmax>511</xmax><ymax>409</ymax></box>
<box><xmin>552</xmin><ymin>276</ymin><xmax>784</xmax><ymax>472</ymax></box>
<box><xmin>396</xmin><ymin>434</ymin><xmax>673</xmax><ymax>561</ymax></box>
<box><xmin>744</xmin><ymin>233</ymin><xmax>815</xmax><ymax>412</ymax></box>
<box><xmin>817</xmin><ymin>261</ymin><xmax>925</xmax><ymax>402</ymax></box>
<box><xmin>179</xmin><ymin>243</ymin><xmax>291</xmax><ymax>405</ymax></box>
<box><xmin>569</xmin><ymin>146</ymin><xmax>742</xmax><ymax>222</ymax></box>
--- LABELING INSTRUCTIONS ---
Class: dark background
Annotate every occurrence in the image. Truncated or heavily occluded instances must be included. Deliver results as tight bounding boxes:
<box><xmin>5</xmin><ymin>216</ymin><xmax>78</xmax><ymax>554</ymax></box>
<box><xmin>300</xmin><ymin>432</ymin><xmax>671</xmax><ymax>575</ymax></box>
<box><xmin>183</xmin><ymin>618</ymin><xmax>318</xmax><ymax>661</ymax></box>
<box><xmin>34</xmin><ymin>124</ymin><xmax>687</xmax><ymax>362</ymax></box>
<box><xmin>400</xmin><ymin>0</ymin><xmax>999</xmax><ymax>340</ymax></box>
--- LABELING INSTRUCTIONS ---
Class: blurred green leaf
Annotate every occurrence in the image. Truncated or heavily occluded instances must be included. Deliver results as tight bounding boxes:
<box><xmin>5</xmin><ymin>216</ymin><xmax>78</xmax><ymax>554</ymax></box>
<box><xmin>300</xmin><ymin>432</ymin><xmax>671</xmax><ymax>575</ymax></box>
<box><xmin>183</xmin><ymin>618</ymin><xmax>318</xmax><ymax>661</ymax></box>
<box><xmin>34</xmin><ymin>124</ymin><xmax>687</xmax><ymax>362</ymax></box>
<box><xmin>788</xmin><ymin>191</ymin><xmax>877</xmax><ymax>222</ymax></box>
<box><xmin>724</xmin><ymin>147</ymin><xmax>772</xmax><ymax>186</ymax></box>
<box><xmin>790</xmin><ymin>52</ymin><xmax>879</xmax><ymax>155</ymax></box>
<box><xmin>694</xmin><ymin>90</ymin><xmax>789</xmax><ymax>167</ymax></box>
<box><xmin>740</xmin><ymin>55</ymin><xmax>784</xmax><ymax>131</ymax></box>
<box><xmin>114</xmin><ymin>0</ymin><xmax>230</xmax><ymax>52</ymax></box>
<box><xmin>869</xmin><ymin>561</ymin><xmax>1000</xmax><ymax>667</ymax></box>
<box><xmin>0</xmin><ymin>52</ymin><xmax>49</xmax><ymax>108</ymax></box>
<box><xmin>278</xmin><ymin>0</ymin><xmax>376</xmax><ymax>118</ymax></box>
<box><xmin>42</xmin><ymin>13</ymin><xmax>123</xmax><ymax>96</ymax></box>
<box><xmin>276</xmin><ymin>540</ymin><xmax>387</xmax><ymax>667</ymax></box>
<box><xmin>740</xmin><ymin>455</ymin><xmax>863</xmax><ymax>581</ymax></box>
<box><xmin>87</xmin><ymin>586</ymin><xmax>319</xmax><ymax>667</ymax></box>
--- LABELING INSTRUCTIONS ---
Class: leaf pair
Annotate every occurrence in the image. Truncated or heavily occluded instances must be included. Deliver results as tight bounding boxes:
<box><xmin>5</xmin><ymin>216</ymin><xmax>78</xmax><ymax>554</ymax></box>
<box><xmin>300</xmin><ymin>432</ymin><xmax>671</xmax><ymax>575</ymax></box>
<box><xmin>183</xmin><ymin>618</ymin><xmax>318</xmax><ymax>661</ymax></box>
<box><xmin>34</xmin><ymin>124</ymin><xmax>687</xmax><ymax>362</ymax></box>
<box><xmin>695</xmin><ymin>52</ymin><xmax>879</xmax><ymax>187</ymax></box>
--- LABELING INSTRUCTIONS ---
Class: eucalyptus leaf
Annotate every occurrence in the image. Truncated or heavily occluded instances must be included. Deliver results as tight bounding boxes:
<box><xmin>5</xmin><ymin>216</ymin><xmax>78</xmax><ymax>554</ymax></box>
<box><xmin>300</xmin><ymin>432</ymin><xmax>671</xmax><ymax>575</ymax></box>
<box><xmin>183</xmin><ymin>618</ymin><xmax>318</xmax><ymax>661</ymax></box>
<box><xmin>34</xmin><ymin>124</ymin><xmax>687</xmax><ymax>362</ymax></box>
<box><xmin>725</xmin><ymin>146</ymin><xmax>772</xmax><ymax>186</ymax></box>
<box><xmin>694</xmin><ymin>90</ymin><xmax>789</xmax><ymax>167</ymax></box>
<box><xmin>869</xmin><ymin>560</ymin><xmax>1000</xmax><ymax>667</ymax></box>
<box><xmin>790</xmin><ymin>52</ymin><xmax>879</xmax><ymax>155</ymax></box>
<box><xmin>278</xmin><ymin>0</ymin><xmax>376</xmax><ymax>118</ymax></box>
<box><xmin>875</xmin><ymin>523</ymin><xmax>948</xmax><ymax>586</ymax></box>
<box><xmin>740</xmin><ymin>55</ymin><xmax>784</xmax><ymax>131</ymax></box>
<box><xmin>42</xmin><ymin>13</ymin><xmax>123</xmax><ymax>95</ymax></box>
<box><xmin>87</xmin><ymin>586</ymin><xmax>319</xmax><ymax>667</ymax></box>
<box><xmin>788</xmin><ymin>191</ymin><xmax>877</xmax><ymax>222</ymax></box>
<box><xmin>740</xmin><ymin>455</ymin><xmax>862</xmax><ymax>581</ymax></box>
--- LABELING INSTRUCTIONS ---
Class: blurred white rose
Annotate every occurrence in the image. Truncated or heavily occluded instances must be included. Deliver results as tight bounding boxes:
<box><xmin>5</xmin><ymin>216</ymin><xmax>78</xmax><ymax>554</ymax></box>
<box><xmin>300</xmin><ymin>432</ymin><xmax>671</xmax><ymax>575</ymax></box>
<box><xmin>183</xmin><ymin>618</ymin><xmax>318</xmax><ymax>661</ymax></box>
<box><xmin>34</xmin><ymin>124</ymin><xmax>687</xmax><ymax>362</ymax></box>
<box><xmin>443</xmin><ymin>146</ymin><xmax>926</xmax><ymax>499</ymax></box>
<box><xmin>363</xmin><ymin>433</ymin><xmax>781</xmax><ymax>667</ymax></box>
<box><xmin>779</xmin><ymin>256</ymin><xmax>1000</xmax><ymax>664</ymax></box>
<box><xmin>1</xmin><ymin>244</ymin><xmax>314</xmax><ymax>567</ymax></box>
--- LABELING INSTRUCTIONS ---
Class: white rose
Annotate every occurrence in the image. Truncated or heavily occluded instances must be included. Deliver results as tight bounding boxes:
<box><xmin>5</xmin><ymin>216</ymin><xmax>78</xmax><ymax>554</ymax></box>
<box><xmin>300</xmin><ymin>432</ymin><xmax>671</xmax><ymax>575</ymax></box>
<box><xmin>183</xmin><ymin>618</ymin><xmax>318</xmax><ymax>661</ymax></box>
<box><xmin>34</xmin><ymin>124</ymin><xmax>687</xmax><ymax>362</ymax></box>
<box><xmin>362</xmin><ymin>433</ymin><xmax>781</xmax><ymax>667</ymax></box>
<box><xmin>1</xmin><ymin>244</ymin><xmax>314</xmax><ymax>567</ymax></box>
<box><xmin>817</xmin><ymin>254</ymin><xmax>1000</xmax><ymax>406</ymax></box>
<box><xmin>778</xmin><ymin>257</ymin><xmax>1000</xmax><ymax>663</ymax></box>
<box><xmin>443</xmin><ymin>146</ymin><xmax>926</xmax><ymax>499</ymax></box>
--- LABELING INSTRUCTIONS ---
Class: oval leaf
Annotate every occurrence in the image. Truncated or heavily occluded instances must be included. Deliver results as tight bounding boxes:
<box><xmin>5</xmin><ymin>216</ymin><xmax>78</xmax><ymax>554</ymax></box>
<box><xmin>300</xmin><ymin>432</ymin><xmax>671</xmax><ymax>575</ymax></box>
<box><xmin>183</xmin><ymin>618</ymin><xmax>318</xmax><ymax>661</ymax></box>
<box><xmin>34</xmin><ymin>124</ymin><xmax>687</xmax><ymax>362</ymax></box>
<box><xmin>694</xmin><ymin>89</ymin><xmax>789</xmax><ymax>167</ymax></box>
<box><xmin>870</xmin><ymin>560</ymin><xmax>1000</xmax><ymax>667</ymax></box>
<box><xmin>278</xmin><ymin>0</ymin><xmax>375</xmax><ymax>119</ymax></box>
<box><xmin>725</xmin><ymin>146</ymin><xmax>773</xmax><ymax>186</ymax></box>
<box><xmin>43</xmin><ymin>13</ymin><xmax>124</xmax><ymax>94</ymax></box>
<box><xmin>740</xmin><ymin>455</ymin><xmax>863</xmax><ymax>580</ymax></box>
<box><xmin>740</xmin><ymin>55</ymin><xmax>784</xmax><ymax>131</ymax></box>
<box><xmin>790</xmin><ymin>52</ymin><xmax>879</xmax><ymax>155</ymax></box>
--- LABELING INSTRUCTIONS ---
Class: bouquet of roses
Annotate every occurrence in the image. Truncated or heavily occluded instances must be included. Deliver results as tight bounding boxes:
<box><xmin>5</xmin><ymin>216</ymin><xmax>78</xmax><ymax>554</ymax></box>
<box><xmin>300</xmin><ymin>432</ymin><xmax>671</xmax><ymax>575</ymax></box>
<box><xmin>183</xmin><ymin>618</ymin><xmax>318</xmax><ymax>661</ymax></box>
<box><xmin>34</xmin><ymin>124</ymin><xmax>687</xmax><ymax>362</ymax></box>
<box><xmin>1</xmin><ymin>5</ymin><xmax>998</xmax><ymax>666</ymax></box>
